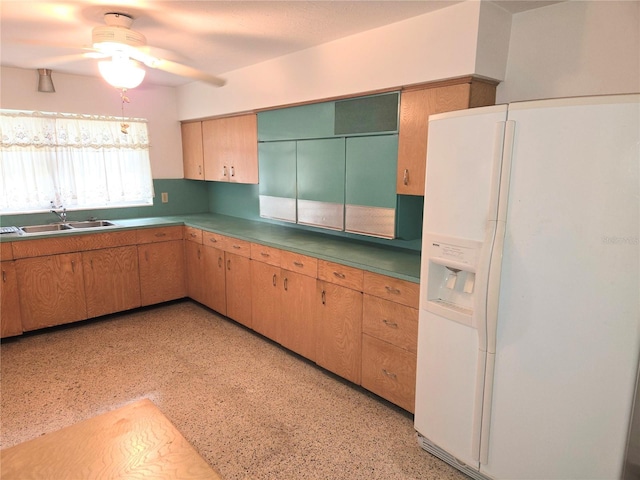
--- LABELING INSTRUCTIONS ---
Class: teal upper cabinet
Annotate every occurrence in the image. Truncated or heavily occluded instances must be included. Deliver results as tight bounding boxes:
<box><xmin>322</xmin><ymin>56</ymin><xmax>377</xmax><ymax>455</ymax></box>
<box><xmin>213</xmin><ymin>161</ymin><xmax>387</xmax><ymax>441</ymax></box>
<box><xmin>297</xmin><ymin>138</ymin><xmax>346</xmax><ymax>231</ymax></box>
<box><xmin>334</xmin><ymin>92</ymin><xmax>399</xmax><ymax>135</ymax></box>
<box><xmin>345</xmin><ymin>135</ymin><xmax>398</xmax><ymax>238</ymax></box>
<box><xmin>258</xmin><ymin>141</ymin><xmax>297</xmax><ymax>223</ymax></box>
<box><xmin>257</xmin><ymin>102</ymin><xmax>335</xmax><ymax>141</ymax></box>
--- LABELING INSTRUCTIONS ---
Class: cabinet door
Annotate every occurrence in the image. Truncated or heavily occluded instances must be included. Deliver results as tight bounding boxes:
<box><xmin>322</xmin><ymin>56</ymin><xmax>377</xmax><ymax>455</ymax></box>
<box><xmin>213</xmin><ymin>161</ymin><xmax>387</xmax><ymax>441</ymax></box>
<box><xmin>316</xmin><ymin>280</ymin><xmax>363</xmax><ymax>384</ymax></box>
<box><xmin>83</xmin><ymin>246</ymin><xmax>141</xmax><ymax>318</ymax></box>
<box><xmin>1</xmin><ymin>261</ymin><xmax>22</xmax><ymax>338</ymax></box>
<box><xmin>397</xmin><ymin>84</ymin><xmax>472</xmax><ymax>196</ymax></box>
<box><xmin>202</xmin><ymin>244</ymin><xmax>227</xmax><ymax>315</ymax></box>
<box><xmin>257</xmin><ymin>101</ymin><xmax>335</xmax><ymax>141</ymax></box>
<box><xmin>281</xmin><ymin>269</ymin><xmax>316</xmax><ymax>361</ymax></box>
<box><xmin>185</xmin><ymin>241</ymin><xmax>207</xmax><ymax>305</ymax></box>
<box><xmin>297</xmin><ymin>138</ymin><xmax>346</xmax><ymax>230</ymax></box>
<box><xmin>16</xmin><ymin>253</ymin><xmax>87</xmax><ymax>331</ymax></box>
<box><xmin>225</xmin><ymin>252</ymin><xmax>252</xmax><ymax>328</ymax></box>
<box><xmin>345</xmin><ymin>134</ymin><xmax>398</xmax><ymax>238</ymax></box>
<box><xmin>138</xmin><ymin>240</ymin><xmax>186</xmax><ymax>306</ymax></box>
<box><xmin>181</xmin><ymin>121</ymin><xmax>204</xmax><ymax>180</ymax></box>
<box><xmin>258</xmin><ymin>141</ymin><xmax>297</xmax><ymax>223</ymax></box>
<box><xmin>251</xmin><ymin>260</ymin><xmax>281</xmax><ymax>342</ymax></box>
<box><xmin>203</xmin><ymin>114</ymin><xmax>258</xmax><ymax>184</ymax></box>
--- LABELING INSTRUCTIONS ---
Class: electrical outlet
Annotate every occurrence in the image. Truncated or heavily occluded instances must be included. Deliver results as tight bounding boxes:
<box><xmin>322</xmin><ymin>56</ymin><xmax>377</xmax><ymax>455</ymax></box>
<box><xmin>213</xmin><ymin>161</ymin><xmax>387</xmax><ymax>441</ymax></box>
<box><xmin>161</xmin><ymin>192</ymin><xmax>169</xmax><ymax>203</ymax></box>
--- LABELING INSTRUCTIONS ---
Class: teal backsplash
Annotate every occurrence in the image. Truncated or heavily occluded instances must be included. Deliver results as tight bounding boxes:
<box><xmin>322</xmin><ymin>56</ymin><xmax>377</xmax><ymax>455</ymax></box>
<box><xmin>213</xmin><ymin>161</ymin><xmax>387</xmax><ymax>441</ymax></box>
<box><xmin>1</xmin><ymin>179</ymin><xmax>209</xmax><ymax>226</ymax></box>
<box><xmin>207</xmin><ymin>182</ymin><xmax>422</xmax><ymax>252</ymax></box>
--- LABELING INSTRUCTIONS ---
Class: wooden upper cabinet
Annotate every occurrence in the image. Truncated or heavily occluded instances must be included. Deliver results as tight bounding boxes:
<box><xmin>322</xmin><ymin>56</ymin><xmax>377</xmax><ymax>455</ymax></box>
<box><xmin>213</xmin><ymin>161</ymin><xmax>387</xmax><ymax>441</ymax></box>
<box><xmin>203</xmin><ymin>114</ymin><xmax>258</xmax><ymax>184</ymax></box>
<box><xmin>181</xmin><ymin>122</ymin><xmax>204</xmax><ymax>180</ymax></box>
<box><xmin>397</xmin><ymin>79</ymin><xmax>497</xmax><ymax>196</ymax></box>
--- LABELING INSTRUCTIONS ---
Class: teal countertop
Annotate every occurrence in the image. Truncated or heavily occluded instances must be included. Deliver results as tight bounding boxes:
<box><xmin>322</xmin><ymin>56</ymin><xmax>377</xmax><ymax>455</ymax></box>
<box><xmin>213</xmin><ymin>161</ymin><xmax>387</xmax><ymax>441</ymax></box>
<box><xmin>1</xmin><ymin>213</ymin><xmax>421</xmax><ymax>283</ymax></box>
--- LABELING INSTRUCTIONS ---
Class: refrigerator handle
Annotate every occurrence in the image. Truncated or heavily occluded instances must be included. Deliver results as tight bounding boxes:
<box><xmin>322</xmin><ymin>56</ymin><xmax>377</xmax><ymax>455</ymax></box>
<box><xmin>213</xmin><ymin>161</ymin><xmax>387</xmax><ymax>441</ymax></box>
<box><xmin>478</xmin><ymin>120</ymin><xmax>515</xmax><ymax>466</ymax></box>
<box><xmin>471</xmin><ymin>121</ymin><xmax>506</xmax><ymax>463</ymax></box>
<box><xmin>486</xmin><ymin>120</ymin><xmax>516</xmax><ymax>355</ymax></box>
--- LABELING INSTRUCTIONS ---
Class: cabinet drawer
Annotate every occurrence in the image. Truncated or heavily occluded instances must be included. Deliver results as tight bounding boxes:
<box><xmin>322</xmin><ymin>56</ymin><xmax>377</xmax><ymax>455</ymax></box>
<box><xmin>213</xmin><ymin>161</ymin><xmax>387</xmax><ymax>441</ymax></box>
<box><xmin>363</xmin><ymin>294</ymin><xmax>418</xmax><ymax>353</ymax></box>
<box><xmin>361</xmin><ymin>334</ymin><xmax>416</xmax><ymax>413</ymax></box>
<box><xmin>220</xmin><ymin>236</ymin><xmax>251</xmax><ymax>258</ymax></box>
<box><xmin>12</xmin><ymin>231</ymin><xmax>137</xmax><ymax>258</ymax></box>
<box><xmin>184</xmin><ymin>226</ymin><xmax>203</xmax><ymax>244</ymax></box>
<box><xmin>280</xmin><ymin>251</ymin><xmax>317</xmax><ymax>278</ymax></box>
<box><xmin>363</xmin><ymin>271</ymin><xmax>419</xmax><ymax>308</ymax></box>
<box><xmin>317</xmin><ymin>260</ymin><xmax>363</xmax><ymax>291</ymax></box>
<box><xmin>250</xmin><ymin>243</ymin><xmax>281</xmax><ymax>267</ymax></box>
<box><xmin>202</xmin><ymin>231</ymin><xmax>225</xmax><ymax>247</ymax></box>
<box><xmin>136</xmin><ymin>226</ymin><xmax>183</xmax><ymax>244</ymax></box>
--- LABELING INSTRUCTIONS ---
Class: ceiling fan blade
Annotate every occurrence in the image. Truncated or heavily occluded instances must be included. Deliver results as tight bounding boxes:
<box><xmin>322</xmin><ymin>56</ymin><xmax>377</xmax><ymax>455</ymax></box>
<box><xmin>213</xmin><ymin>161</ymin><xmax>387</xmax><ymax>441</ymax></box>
<box><xmin>150</xmin><ymin>59</ymin><xmax>226</xmax><ymax>87</ymax></box>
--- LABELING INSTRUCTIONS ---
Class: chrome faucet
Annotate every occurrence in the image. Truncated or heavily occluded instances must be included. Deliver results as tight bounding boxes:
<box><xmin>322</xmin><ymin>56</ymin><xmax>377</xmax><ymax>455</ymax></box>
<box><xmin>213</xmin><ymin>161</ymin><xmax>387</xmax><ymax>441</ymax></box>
<box><xmin>51</xmin><ymin>207</ymin><xmax>67</xmax><ymax>223</ymax></box>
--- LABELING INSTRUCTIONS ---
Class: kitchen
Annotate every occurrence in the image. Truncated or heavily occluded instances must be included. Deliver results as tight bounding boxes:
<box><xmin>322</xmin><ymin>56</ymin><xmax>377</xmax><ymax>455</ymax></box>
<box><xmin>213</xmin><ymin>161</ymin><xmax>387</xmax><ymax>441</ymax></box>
<box><xmin>1</xmin><ymin>1</ymin><xmax>639</xmax><ymax>479</ymax></box>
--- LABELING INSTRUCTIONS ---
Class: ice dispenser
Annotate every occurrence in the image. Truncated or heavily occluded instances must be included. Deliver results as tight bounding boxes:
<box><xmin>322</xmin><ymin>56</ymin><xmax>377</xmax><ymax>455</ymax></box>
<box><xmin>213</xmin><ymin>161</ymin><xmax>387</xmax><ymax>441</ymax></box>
<box><xmin>422</xmin><ymin>235</ymin><xmax>482</xmax><ymax>328</ymax></box>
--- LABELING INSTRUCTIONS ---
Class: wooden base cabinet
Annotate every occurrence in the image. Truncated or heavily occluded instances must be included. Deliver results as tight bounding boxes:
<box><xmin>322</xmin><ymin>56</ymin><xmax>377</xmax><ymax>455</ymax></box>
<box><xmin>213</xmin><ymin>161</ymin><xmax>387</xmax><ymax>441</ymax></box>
<box><xmin>251</xmin><ymin>259</ymin><xmax>281</xmax><ymax>342</ymax></box>
<box><xmin>138</xmin><ymin>228</ymin><xmax>186</xmax><ymax>307</ymax></box>
<box><xmin>361</xmin><ymin>272</ymin><xmax>419</xmax><ymax>412</ymax></box>
<box><xmin>82</xmin><ymin>246</ymin><xmax>141</xmax><ymax>318</ymax></box>
<box><xmin>1</xmin><ymin>260</ymin><xmax>23</xmax><ymax>338</ymax></box>
<box><xmin>16</xmin><ymin>253</ymin><xmax>87</xmax><ymax>331</ymax></box>
<box><xmin>224</xmin><ymin>252</ymin><xmax>252</xmax><ymax>328</ymax></box>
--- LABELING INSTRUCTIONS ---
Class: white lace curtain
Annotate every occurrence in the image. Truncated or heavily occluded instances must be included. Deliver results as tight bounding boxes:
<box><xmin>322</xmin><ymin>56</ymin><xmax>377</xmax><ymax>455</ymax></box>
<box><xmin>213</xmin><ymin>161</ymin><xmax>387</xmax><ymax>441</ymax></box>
<box><xmin>0</xmin><ymin>110</ymin><xmax>154</xmax><ymax>213</ymax></box>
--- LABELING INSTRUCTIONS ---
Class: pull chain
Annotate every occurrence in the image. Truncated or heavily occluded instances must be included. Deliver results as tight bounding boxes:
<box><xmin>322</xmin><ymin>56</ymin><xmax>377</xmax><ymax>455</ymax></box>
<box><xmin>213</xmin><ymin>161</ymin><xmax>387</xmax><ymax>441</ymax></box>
<box><xmin>120</xmin><ymin>88</ymin><xmax>130</xmax><ymax>134</ymax></box>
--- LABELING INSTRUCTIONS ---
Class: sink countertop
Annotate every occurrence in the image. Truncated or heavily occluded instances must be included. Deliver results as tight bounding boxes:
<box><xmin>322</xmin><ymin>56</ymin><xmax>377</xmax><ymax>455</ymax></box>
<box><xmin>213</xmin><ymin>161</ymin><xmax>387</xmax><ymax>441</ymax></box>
<box><xmin>1</xmin><ymin>213</ymin><xmax>421</xmax><ymax>282</ymax></box>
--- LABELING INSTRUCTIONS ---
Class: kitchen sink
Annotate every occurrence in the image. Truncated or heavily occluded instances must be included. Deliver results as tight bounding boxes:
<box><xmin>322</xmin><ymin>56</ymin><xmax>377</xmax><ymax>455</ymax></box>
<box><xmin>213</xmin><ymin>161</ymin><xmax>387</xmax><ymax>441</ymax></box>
<box><xmin>19</xmin><ymin>220</ymin><xmax>117</xmax><ymax>234</ymax></box>
<box><xmin>20</xmin><ymin>224</ymin><xmax>74</xmax><ymax>233</ymax></box>
<box><xmin>66</xmin><ymin>220</ymin><xmax>115</xmax><ymax>229</ymax></box>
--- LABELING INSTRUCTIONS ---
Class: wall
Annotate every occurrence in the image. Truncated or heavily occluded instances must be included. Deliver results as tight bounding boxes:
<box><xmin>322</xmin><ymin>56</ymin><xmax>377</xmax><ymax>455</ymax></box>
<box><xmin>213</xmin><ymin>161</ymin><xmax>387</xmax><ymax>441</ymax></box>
<box><xmin>177</xmin><ymin>1</ymin><xmax>505</xmax><ymax>120</ymax></box>
<box><xmin>0</xmin><ymin>66</ymin><xmax>183</xmax><ymax>179</ymax></box>
<box><xmin>496</xmin><ymin>0</ymin><xmax>640</xmax><ymax>103</ymax></box>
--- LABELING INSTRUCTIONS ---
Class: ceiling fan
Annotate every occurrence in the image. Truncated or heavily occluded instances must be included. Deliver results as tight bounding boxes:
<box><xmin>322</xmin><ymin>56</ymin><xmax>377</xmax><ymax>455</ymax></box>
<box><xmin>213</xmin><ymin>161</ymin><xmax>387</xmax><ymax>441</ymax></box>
<box><xmin>88</xmin><ymin>12</ymin><xmax>226</xmax><ymax>89</ymax></box>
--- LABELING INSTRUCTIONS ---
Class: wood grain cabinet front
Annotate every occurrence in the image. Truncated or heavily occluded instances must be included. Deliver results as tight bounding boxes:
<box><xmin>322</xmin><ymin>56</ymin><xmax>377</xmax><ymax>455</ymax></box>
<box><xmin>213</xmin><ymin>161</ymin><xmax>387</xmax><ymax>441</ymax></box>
<box><xmin>203</xmin><ymin>114</ymin><xmax>258</xmax><ymax>184</ymax></box>
<box><xmin>397</xmin><ymin>79</ymin><xmax>497</xmax><ymax>196</ymax></box>
<box><xmin>138</xmin><ymin>240</ymin><xmax>186</xmax><ymax>307</ymax></box>
<box><xmin>181</xmin><ymin>121</ymin><xmax>204</xmax><ymax>180</ymax></box>
<box><xmin>16</xmin><ymin>252</ymin><xmax>87</xmax><ymax>331</ymax></box>
<box><xmin>361</xmin><ymin>272</ymin><xmax>419</xmax><ymax>412</ymax></box>
<box><xmin>82</xmin><ymin>246</ymin><xmax>141</xmax><ymax>318</ymax></box>
<box><xmin>1</xmin><ymin>260</ymin><xmax>23</xmax><ymax>338</ymax></box>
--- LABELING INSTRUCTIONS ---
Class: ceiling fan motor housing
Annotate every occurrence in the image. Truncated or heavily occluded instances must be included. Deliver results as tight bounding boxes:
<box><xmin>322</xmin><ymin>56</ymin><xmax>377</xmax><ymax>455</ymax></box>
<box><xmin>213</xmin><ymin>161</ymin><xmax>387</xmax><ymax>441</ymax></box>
<box><xmin>92</xmin><ymin>13</ymin><xmax>146</xmax><ymax>49</ymax></box>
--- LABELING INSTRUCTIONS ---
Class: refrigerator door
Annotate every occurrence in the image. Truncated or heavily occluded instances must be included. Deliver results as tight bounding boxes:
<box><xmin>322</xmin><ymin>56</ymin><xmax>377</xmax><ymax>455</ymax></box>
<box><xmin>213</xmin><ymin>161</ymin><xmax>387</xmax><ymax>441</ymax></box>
<box><xmin>481</xmin><ymin>95</ymin><xmax>640</xmax><ymax>479</ymax></box>
<box><xmin>415</xmin><ymin>105</ymin><xmax>508</xmax><ymax>470</ymax></box>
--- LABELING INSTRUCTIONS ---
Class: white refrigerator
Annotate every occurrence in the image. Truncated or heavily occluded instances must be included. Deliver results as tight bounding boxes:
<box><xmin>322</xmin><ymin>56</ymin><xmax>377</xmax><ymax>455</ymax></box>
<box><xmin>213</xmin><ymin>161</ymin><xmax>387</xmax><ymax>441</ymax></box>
<box><xmin>414</xmin><ymin>94</ymin><xmax>640</xmax><ymax>480</ymax></box>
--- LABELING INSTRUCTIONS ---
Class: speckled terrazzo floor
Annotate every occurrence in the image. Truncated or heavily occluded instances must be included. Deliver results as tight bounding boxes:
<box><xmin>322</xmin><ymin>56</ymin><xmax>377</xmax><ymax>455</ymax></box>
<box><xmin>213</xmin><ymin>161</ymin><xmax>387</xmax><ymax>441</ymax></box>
<box><xmin>1</xmin><ymin>300</ymin><xmax>467</xmax><ymax>480</ymax></box>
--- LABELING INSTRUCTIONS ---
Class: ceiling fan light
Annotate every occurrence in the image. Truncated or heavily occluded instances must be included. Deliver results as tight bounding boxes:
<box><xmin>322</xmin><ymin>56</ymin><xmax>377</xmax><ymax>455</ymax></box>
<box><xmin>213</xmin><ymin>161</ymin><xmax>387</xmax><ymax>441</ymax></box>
<box><xmin>98</xmin><ymin>58</ymin><xmax>145</xmax><ymax>89</ymax></box>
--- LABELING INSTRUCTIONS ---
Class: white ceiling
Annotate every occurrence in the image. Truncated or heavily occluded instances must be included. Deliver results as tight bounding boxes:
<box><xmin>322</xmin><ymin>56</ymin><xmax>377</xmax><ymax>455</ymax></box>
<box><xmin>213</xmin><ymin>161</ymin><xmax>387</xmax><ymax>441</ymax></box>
<box><xmin>0</xmin><ymin>1</ymin><xmax>562</xmax><ymax>88</ymax></box>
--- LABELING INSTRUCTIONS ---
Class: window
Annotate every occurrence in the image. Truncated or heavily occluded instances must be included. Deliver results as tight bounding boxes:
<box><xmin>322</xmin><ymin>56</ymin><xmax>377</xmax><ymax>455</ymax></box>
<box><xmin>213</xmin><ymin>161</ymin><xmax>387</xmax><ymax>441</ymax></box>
<box><xmin>0</xmin><ymin>109</ymin><xmax>154</xmax><ymax>214</ymax></box>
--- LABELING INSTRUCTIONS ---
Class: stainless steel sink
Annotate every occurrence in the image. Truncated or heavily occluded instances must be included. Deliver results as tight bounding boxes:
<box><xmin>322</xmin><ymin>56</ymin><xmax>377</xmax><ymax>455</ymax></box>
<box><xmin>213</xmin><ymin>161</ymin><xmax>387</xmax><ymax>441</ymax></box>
<box><xmin>20</xmin><ymin>224</ymin><xmax>74</xmax><ymax>233</ymax></box>
<box><xmin>66</xmin><ymin>220</ymin><xmax>115</xmax><ymax>229</ymax></box>
<box><xmin>19</xmin><ymin>220</ymin><xmax>116</xmax><ymax>234</ymax></box>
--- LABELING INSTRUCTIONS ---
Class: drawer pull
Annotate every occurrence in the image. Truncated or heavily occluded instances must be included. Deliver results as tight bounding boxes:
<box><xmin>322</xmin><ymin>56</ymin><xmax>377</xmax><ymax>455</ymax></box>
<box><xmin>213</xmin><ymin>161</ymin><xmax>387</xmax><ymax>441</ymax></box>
<box><xmin>385</xmin><ymin>286</ymin><xmax>401</xmax><ymax>295</ymax></box>
<box><xmin>272</xmin><ymin>274</ymin><xmax>277</xmax><ymax>287</ymax></box>
<box><xmin>190</xmin><ymin>233</ymin><xmax>197</xmax><ymax>238</ymax></box>
<box><xmin>232</xmin><ymin>245</ymin><xmax>241</xmax><ymax>250</ymax></box>
<box><xmin>223</xmin><ymin>165</ymin><xmax>228</xmax><ymax>177</ymax></box>
<box><xmin>2</xmin><ymin>270</ymin><xmax>6</xmax><ymax>282</ymax></box>
<box><xmin>333</xmin><ymin>271</ymin><xmax>345</xmax><ymax>279</ymax></box>
<box><xmin>321</xmin><ymin>290</ymin><xmax>326</xmax><ymax>305</ymax></box>
<box><xmin>197</xmin><ymin>249</ymin><xmax>201</xmax><ymax>260</ymax></box>
<box><xmin>403</xmin><ymin>169</ymin><xmax>409</xmax><ymax>186</ymax></box>
<box><xmin>154</xmin><ymin>232</ymin><xmax>167</xmax><ymax>237</ymax></box>
<box><xmin>260</xmin><ymin>252</ymin><xmax>270</xmax><ymax>257</ymax></box>
<box><xmin>227</xmin><ymin>259</ymin><xmax>231</xmax><ymax>270</ymax></box>
<box><xmin>382</xmin><ymin>369</ymin><xmax>397</xmax><ymax>380</ymax></box>
<box><xmin>230</xmin><ymin>166</ymin><xmax>235</xmax><ymax>177</ymax></box>
<box><xmin>293</xmin><ymin>261</ymin><xmax>304</xmax><ymax>267</ymax></box>
<box><xmin>382</xmin><ymin>319</ymin><xmax>399</xmax><ymax>329</ymax></box>
<box><xmin>284</xmin><ymin>277</ymin><xmax>288</xmax><ymax>291</ymax></box>
<box><xmin>209</xmin><ymin>238</ymin><xmax>218</xmax><ymax>243</ymax></box>
<box><xmin>218</xmin><ymin>257</ymin><xmax>223</xmax><ymax>268</ymax></box>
